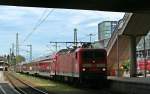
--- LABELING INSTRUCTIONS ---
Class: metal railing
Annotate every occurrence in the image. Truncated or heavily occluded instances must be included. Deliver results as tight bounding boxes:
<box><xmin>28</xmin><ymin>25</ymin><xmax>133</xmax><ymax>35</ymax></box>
<box><xmin>106</xmin><ymin>13</ymin><xmax>133</xmax><ymax>55</ymax></box>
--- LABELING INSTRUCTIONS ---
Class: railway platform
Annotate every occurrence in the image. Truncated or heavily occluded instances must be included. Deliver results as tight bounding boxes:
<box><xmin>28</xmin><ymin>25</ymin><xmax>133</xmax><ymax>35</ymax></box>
<box><xmin>108</xmin><ymin>75</ymin><xmax>150</xmax><ymax>84</ymax></box>
<box><xmin>108</xmin><ymin>76</ymin><xmax>150</xmax><ymax>94</ymax></box>
<box><xmin>0</xmin><ymin>71</ymin><xmax>19</xmax><ymax>94</ymax></box>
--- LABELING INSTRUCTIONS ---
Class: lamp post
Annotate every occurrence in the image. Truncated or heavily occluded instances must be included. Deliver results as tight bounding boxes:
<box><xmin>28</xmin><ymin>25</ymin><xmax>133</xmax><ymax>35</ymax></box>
<box><xmin>117</xmin><ymin>33</ymin><xmax>120</xmax><ymax>77</ymax></box>
<box><xmin>74</xmin><ymin>28</ymin><xmax>78</xmax><ymax>47</ymax></box>
<box><xmin>87</xmin><ymin>33</ymin><xmax>96</xmax><ymax>43</ymax></box>
<box><xmin>143</xmin><ymin>37</ymin><xmax>147</xmax><ymax>78</ymax></box>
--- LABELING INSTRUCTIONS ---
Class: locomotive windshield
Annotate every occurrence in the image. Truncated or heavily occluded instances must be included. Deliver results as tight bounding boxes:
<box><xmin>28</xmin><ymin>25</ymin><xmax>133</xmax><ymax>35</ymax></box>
<box><xmin>81</xmin><ymin>50</ymin><xmax>106</xmax><ymax>61</ymax></box>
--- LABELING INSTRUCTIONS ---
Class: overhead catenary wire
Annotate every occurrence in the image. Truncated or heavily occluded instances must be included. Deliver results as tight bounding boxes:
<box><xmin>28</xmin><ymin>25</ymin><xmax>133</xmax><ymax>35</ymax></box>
<box><xmin>33</xmin><ymin>9</ymin><xmax>49</xmax><ymax>31</ymax></box>
<box><xmin>21</xmin><ymin>8</ymin><xmax>54</xmax><ymax>60</ymax></box>
<box><xmin>23</xmin><ymin>8</ymin><xmax>55</xmax><ymax>43</ymax></box>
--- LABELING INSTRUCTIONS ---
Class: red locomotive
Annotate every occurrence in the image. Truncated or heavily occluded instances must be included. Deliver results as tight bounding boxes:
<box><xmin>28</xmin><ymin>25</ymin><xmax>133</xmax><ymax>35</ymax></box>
<box><xmin>16</xmin><ymin>48</ymin><xmax>107</xmax><ymax>83</ymax></box>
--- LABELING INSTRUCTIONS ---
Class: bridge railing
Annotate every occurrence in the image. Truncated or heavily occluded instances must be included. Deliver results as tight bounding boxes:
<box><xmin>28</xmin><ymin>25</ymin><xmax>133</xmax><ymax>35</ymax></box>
<box><xmin>106</xmin><ymin>13</ymin><xmax>133</xmax><ymax>55</ymax></box>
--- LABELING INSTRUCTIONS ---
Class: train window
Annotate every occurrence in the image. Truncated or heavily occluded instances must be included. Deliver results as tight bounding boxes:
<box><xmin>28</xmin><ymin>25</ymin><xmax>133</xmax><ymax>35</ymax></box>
<box><xmin>82</xmin><ymin>51</ymin><xmax>106</xmax><ymax>60</ymax></box>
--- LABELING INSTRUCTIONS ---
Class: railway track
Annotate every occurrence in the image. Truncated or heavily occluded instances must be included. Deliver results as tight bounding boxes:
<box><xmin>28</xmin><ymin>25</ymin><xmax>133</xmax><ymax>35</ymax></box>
<box><xmin>4</xmin><ymin>72</ymin><xmax>48</xmax><ymax>94</ymax></box>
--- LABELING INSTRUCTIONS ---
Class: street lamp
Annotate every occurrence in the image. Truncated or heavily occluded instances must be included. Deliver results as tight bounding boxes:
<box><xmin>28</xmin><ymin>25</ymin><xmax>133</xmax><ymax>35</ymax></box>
<box><xmin>143</xmin><ymin>37</ymin><xmax>147</xmax><ymax>78</ymax></box>
<box><xmin>87</xmin><ymin>33</ymin><xmax>96</xmax><ymax>42</ymax></box>
<box><xmin>117</xmin><ymin>33</ymin><xmax>119</xmax><ymax>77</ymax></box>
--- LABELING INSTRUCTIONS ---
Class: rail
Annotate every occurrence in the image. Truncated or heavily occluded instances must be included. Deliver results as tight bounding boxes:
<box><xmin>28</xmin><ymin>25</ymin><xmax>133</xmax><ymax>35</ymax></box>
<box><xmin>5</xmin><ymin>72</ymin><xmax>48</xmax><ymax>94</ymax></box>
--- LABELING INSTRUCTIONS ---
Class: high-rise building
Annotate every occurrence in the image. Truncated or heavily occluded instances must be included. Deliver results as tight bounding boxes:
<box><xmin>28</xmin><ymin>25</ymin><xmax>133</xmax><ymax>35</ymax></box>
<box><xmin>98</xmin><ymin>21</ymin><xmax>118</xmax><ymax>41</ymax></box>
<box><xmin>97</xmin><ymin>21</ymin><xmax>118</xmax><ymax>48</ymax></box>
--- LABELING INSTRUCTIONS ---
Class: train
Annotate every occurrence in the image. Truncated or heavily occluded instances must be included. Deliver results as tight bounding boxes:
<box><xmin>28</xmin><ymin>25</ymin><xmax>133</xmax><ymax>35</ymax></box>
<box><xmin>15</xmin><ymin>47</ymin><xmax>107</xmax><ymax>83</ymax></box>
<box><xmin>137</xmin><ymin>58</ymin><xmax>150</xmax><ymax>75</ymax></box>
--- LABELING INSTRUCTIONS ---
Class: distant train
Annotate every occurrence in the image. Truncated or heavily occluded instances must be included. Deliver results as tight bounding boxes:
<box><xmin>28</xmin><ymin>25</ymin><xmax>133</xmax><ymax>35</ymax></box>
<box><xmin>137</xmin><ymin>58</ymin><xmax>150</xmax><ymax>74</ymax></box>
<box><xmin>0</xmin><ymin>60</ymin><xmax>9</xmax><ymax>71</ymax></box>
<box><xmin>16</xmin><ymin>48</ymin><xmax>107</xmax><ymax>83</ymax></box>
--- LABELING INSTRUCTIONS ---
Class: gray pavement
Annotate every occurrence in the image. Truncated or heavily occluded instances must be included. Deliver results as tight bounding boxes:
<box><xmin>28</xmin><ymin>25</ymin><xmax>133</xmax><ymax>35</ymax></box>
<box><xmin>0</xmin><ymin>71</ymin><xmax>19</xmax><ymax>94</ymax></box>
<box><xmin>0</xmin><ymin>83</ymin><xmax>20</xmax><ymax>94</ymax></box>
<box><xmin>108</xmin><ymin>75</ymin><xmax>150</xmax><ymax>84</ymax></box>
<box><xmin>0</xmin><ymin>71</ymin><xmax>4</xmax><ymax>82</ymax></box>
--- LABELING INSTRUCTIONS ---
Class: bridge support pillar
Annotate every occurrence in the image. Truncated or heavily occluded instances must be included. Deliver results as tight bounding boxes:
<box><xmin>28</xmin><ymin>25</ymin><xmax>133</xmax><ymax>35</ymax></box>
<box><xmin>129</xmin><ymin>36</ymin><xmax>137</xmax><ymax>77</ymax></box>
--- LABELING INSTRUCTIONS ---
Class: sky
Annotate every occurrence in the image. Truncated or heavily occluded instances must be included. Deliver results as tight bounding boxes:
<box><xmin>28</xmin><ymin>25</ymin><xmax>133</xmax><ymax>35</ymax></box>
<box><xmin>0</xmin><ymin>5</ymin><xmax>124</xmax><ymax>60</ymax></box>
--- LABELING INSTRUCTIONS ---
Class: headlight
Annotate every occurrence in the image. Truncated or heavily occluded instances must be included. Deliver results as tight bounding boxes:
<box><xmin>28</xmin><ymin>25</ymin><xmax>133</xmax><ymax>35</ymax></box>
<box><xmin>82</xmin><ymin>68</ymin><xmax>86</xmax><ymax>71</ymax></box>
<box><xmin>92</xmin><ymin>60</ymin><xmax>95</xmax><ymax>63</ymax></box>
<box><xmin>102</xmin><ymin>68</ymin><xmax>106</xmax><ymax>71</ymax></box>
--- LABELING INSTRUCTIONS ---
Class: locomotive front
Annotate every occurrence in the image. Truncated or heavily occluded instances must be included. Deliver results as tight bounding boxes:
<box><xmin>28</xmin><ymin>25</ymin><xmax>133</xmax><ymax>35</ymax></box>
<box><xmin>77</xmin><ymin>48</ymin><xmax>107</xmax><ymax>81</ymax></box>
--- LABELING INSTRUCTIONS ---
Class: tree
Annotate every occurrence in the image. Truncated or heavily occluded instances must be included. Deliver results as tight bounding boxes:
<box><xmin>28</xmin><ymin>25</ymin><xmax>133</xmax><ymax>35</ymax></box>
<box><xmin>122</xmin><ymin>60</ymin><xmax>130</xmax><ymax>71</ymax></box>
<box><xmin>16</xmin><ymin>55</ymin><xmax>25</xmax><ymax>64</ymax></box>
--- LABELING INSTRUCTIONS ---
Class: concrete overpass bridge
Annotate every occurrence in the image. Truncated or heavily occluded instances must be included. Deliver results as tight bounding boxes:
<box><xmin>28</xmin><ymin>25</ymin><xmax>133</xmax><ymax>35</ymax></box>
<box><xmin>107</xmin><ymin>13</ymin><xmax>150</xmax><ymax>77</ymax></box>
<box><xmin>0</xmin><ymin>0</ymin><xmax>149</xmax><ymax>12</ymax></box>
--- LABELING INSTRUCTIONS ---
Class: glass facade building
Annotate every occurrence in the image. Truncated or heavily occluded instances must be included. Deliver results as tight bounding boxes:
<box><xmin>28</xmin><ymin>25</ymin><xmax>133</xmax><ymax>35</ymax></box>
<box><xmin>136</xmin><ymin>32</ymin><xmax>150</xmax><ymax>74</ymax></box>
<box><xmin>97</xmin><ymin>21</ymin><xmax>118</xmax><ymax>47</ymax></box>
<box><xmin>136</xmin><ymin>32</ymin><xmax>150</xmax><ymax>58</ymax></box>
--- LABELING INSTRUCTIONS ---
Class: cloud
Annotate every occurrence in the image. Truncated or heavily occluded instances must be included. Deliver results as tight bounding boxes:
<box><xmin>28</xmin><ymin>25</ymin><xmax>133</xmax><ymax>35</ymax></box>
<box><xmin>0</xmin><ymin>6</ymin><xmax>124</xmax><ymax>58</ymax></box>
